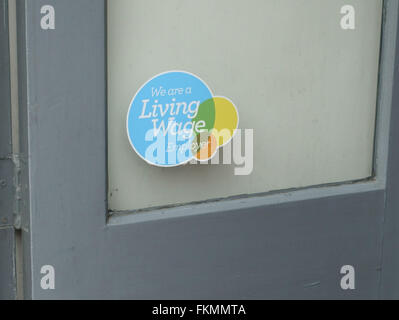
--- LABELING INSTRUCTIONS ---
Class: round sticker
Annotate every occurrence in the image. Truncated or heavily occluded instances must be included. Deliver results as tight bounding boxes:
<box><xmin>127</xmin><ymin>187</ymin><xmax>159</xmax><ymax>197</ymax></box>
<box><xmin>127</xmin><ymin>71</ymin><xmax>239</xmax><ymax>167</ymax></box>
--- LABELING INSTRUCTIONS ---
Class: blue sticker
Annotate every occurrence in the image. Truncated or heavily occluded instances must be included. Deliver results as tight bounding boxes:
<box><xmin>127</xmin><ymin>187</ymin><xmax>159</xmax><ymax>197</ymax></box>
<box><xmin>127</xmin><ymin>71</ymin><xmax>239</xmax><ymax>167</ymax></box>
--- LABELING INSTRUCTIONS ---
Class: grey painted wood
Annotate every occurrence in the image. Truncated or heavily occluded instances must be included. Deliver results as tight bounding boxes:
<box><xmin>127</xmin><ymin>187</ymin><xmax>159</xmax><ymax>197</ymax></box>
<box><xmin>104</xmin><ymin>191</ymin><xmax>386</xmax><ymax>299</ymax></box>
<box><xmin>16</xmin><ymin>0</ymin><xmax>31</xmax><ymax>299</ymax></box>
<box><xmin>16</xmin><ymin>0</ymin><xmax>399</xmax><ymax>299</ymax></box>
<box><xmin>0</xmin><ymin>0</ymin><xmax>11</xmax><ymax>159</ymax></box>
<box><xmin>381</xmin><ymin>3</ymin><xmax>399</xmax><ymax>298</ymax></box>
<box><xmin>0</xmin><ymin>0</ymin><xmax>17</xmax><ymax>300</ymax></box>
<box><xmin>0</xmin><ymin>160</ymin><xmax>14</xmax><ymax>227</ymax></box>
<box><xmin>0</xmin><ymin>0</ymin><xmax>14</xmax><ymax>228</ymax></box>
<box><xmin>0</xmin><ymin>227</ymin><xmax>16</xmax><ymax>300</ymax></box>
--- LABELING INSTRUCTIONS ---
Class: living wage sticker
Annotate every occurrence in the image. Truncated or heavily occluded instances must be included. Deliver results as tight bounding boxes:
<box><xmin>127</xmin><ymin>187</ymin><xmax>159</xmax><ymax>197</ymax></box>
<box><xmin>127</xmin><ymin>71</ymin><xmax>239</xmax><ymax>167</ymax></box>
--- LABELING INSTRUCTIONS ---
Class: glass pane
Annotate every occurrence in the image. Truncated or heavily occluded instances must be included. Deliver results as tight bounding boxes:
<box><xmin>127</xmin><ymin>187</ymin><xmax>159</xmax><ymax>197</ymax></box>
<box><xmin>107</xmin><ymin>0</ymin><xmax>382</xmax><ymax>211</ymax></box>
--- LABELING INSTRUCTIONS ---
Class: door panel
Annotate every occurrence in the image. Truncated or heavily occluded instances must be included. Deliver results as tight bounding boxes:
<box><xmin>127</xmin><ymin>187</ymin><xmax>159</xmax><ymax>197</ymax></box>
<box><xmin>104</xmin><ymin>191</ymin><xmax>385</xmax><ymax>299</ymax></box>
<box><xmin>15</xmin><ymin>0</ymin><xmax>399</xmax><ymax>299</ymax></box>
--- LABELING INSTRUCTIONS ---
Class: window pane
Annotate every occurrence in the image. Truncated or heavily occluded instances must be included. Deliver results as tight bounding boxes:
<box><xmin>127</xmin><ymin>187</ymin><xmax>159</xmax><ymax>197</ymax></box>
<box><xmin>108</xmin><ymin>0</ymin><xmax>382</xmax><ymax>211</ymax></box>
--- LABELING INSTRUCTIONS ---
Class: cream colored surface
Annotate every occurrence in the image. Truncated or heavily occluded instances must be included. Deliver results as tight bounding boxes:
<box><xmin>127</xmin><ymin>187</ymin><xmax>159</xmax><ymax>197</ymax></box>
<box><xmin>108</xmin><ymin>0</ymin><xmax>382</xmax><ymax>211</ymax></box>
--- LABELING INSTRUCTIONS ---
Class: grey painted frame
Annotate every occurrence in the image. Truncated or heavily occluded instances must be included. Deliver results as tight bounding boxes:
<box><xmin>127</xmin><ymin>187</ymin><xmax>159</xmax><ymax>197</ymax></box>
<box><xmin>0</xmin><ymin>0</ymin><xmax>16</xmax><ymax>300</ymax></box>
<box><xmin>16</xmin><ymin>0</ymin><xmax>399</xmax><ymax>299</ymax></box>
<box><xmin>0</xmin><ymin>0</ymin><xmax>13</xmax><ymax>227</ymax></box>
